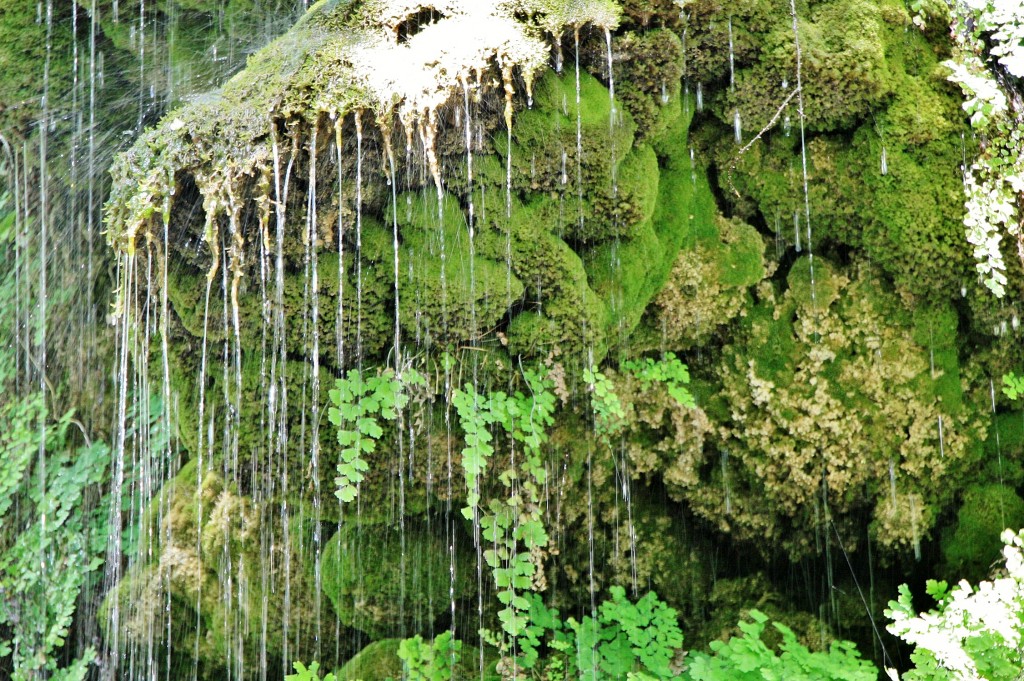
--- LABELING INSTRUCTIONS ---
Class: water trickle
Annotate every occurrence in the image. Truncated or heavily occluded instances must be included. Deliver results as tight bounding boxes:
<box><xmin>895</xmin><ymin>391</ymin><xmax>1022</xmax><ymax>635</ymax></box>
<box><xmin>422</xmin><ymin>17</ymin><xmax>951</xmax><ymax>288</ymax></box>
<box><xmin>575</xmin><ymin>29</ymin><xmax>585</xmax><ymax>236</ymax></box>
<box><xmin>888</xmin><ymin>458</ymin><xmax>897</xmax><ymax>509</ymax></box>
<box><xmin>695</xmin><ymin>81</ymin><xmax>704</xmax><ymax>112</ymax></box>
<box><xmin>909</xmin><ymin>496</ymin><xmax>921</xmax><ymax>561</ymax></box>
<box><xmin>355</xmin><ymin>112</ymin><xmax>365</xmax><ymax>364</ymax></box>
<box><xmin>306</xmin><ymin>127</ymin><xmax>324</xmax><ymax>658</ymax></box>
<box><xmin>606</xmin><ymin>27</ymin><xmax>618</xmax><ymax>197</ymax></box>
<box><xmin>733</xmin><ymin>109</ymin><xmax>742</xmax><ymax>144</ymax></box>
<box><xmin>790</xmin><ymin>0</ymin><xmax>816</xmax><ymax>321</ymax></box>
<box><xmin>727</xmin><ymin>18</ymin><xmax>736</xmax><ymax>91</ymax></box>
<box><xmin>937</xmin><ymin>414</ymin><xmax>945</xmax><ymax>458</ymax></box>
<box><xmin>880</xmin><ymin>146</ymin><xmax>888</xmax><ymax>176</ymax></box>
<box><xmin>721</xmin><ymin>450</ymin><xmax>732</xmax><ymax>515</ymax></box>
<box><xmin>989</xmin><ymin>379</ymin><xmax>1008</xmax><ymax>525</ymax></box>
<box><xmin>794</xmin><ymin>211</ymin><xmax>802</xmax><ymax>252</ymax></box>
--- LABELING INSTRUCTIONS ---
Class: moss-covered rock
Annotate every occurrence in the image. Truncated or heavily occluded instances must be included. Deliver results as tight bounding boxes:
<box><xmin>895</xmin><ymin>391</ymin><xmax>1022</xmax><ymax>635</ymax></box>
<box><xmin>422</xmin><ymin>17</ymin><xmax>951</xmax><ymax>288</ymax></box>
<box><xmin>392</xmin><ymin>190</ymin><xmax>525</xmax><ymax>347</ymax></box>
<box><xmin>723</xmin><ymin>0</ymin><xmax>895</xmax><ymax>133</ymax></box>
<box><xmin>692</xmin><ymin>574</ymin><xmax>838</xmax><ymax>654</ymax></box>
<box><xmin>0</xmin><ymin>3</ymin><xmax>76</xmax><ymax>139</ymax></box>
<box><xmin>337</xmin><ymin>638</ymin><xmax>492</xmax><ymax>681</ymax></box>
<box><xmin>101</xmin><ymin>461</ymin><xmax>335</xmax><ymax>678</ymax></box>
<box><xmin>321</xmin><ymin>517</ymin><xmax>476</xmax><ymax>639</ymax></box>
<box><xmin>678</xmin><ymin>259</ymin><xmax>985</xmax><ymax>559</ymax></box>
<box><xmin>337</xmin><ymin>639</ymin><xmax>405</xmax><ymax>681</ymax></box>
<box><xmin>633</xmin><ymin>212</ymin><xmax>766</xmax><ymax>353</ymax></box>
<box><xmin>942</xmin><ymin>484</ymin><xmax>1024</xmax><ymax>581</ymax></box>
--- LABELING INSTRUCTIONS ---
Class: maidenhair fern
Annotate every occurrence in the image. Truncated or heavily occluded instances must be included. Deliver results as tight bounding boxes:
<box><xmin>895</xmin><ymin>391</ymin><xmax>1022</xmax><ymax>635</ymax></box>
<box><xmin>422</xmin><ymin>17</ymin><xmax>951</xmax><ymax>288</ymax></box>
<box><xmin>453</xmin><ymin>370</ymin><xmax>555</xmax><ymax>648</ymax></box>
<box><xmin>622</xmin><ymin>352</ymin><xmax>695</xmax><ymax>409</ymax></box>
<box><xmin>285</xmin><ymin>661</ymin><xmax>336</xmax><ymax>681</ymax></box>
<box><xmin>328</xmin><ymin>368</ymin><xmax>423</xmax><ymax>503</ymax></box>
<box><xmin>397</xmin><ymin>631</ymin><xmax>462</xmax><ymax>681</ymax></box>
<box><xmin>584</xmin><ymin>365</ymin><xmax>627</xmax><ymax>440</ymax></box>
<box><xmin>1002</xmin><ymin>372</ymin><xmax>1024</xmax><ymax>401</ymax></box>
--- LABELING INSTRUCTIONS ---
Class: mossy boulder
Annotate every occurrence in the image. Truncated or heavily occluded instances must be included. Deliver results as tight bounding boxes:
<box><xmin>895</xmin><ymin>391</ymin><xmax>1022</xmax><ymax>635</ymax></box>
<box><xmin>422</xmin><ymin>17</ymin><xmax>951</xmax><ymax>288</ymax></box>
<box><xmin>682</xmin><ymin>259</ymin><xmax>985</xmax><ymax>559</ymax></box>
<box><xmin>0</xmin><ymin>3</ymin><xmax>76</xmax><ymax>139</ymax></box>
<box><xmin>392</xmin><ymin>190</ymin><xmax>525</xmax><ymax>348</ymax></box>
<box><xmin>101</xmin><ymin>461</ymin><xmax>335</xmax><ymax>678</ymax></box>
<box><xmin>942</xmin><ymin>484</ymin><xmax>1024</xmax><ymax>580</ymax></box>
<box><xmin>724</xmin><ymin>0</ymin><xmax>895</xmax><ymax>133</ymax></box>
<box><xmin>321</xmin><ymin>518</ymin><xmax>476</xmax><ymax>639</ymax></box>
<box><xmin>337</xmin><ymin>638</ymin><xmax>492</xmax><ymax>681</ymax></box>
<box><xmin>633</xmin><ymin>212</ymin><xmax>766</xmax><ymax>353</ymax></box>
<box><xmin>337</xmin><ymin>639</ymin><xmax>405</xmax><ymax>681</ymax></box>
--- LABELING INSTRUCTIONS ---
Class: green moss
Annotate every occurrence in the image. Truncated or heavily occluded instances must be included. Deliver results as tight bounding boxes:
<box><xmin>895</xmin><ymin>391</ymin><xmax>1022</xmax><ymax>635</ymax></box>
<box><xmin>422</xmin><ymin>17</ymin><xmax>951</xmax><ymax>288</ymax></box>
<box><xmin>681</xmin><ymin>0</ymin><xmax>787</xmax><ymax>86</ymax></box>
<box><xmin>337</xmin><ymin>639</ymin><xmax>491</xmax><ymax>681</ymax></box>
<box><xmin>321</xmin><ymin>518</ymin><xmax>475</xmax><ymax>639</ymax></box>
<box><xmin>497</xmin><ymin>68</ymin><xmax>640</xmax><ymax>243</ymax></box>
<box><xmin>679</xmin><ymin>261</ymin><xmax>986</xmax><ymax>559</ymax></box>
<box><xmin>724</xmin><ymin>0</ymin><xmax>894</xmax><ymax>133</ymax></box>
<box><xmin>609</xmin><ymin>29</ymin><xmax>684</xmax><ymax>142</ymax></box>
<box><xmin>786</xmin><ymin>256</ymin><xmax>840</xmax><ymax>311</ymax></box>
<box><xmin>338</xmin><ymin>639</ymin><xmax>404</xmax><ymax>681</ymax></box>
<box><xmin>697</xmin><ymin>0</ymin><xmax>972</xmax><ymax>300</ymax></box>
<box><xmin>716</xmin><ymin>217</ymin><xmax>766</xmax><ymax>288</ymax></box>
<box><xmin>942</xmin><ymin>484</ymin><xmax>1024</xmax><ymax>580</ymax></box>
<box><xmin>589</xmin><ymin>99</ymin><xmax>712</xmax><ymax>356</ymax></box>
<box><xmin>911</xmin><ymin>304</ymin><xmax>964</xmax><ymax>412</ymax></box>
<box><xmin>101</xmin><ymin>464</ymin><xmax>333</xmax><ymax>678</ymax></box>
<box><xmin>392</xmin><ymin>190</ymin><xmax>525</xmax><ymax>347</ymax></box>
<box><xmin>473</xmin><ymin>193</ymin><xmax>609</xmax><ymax>359</ymax></box>
<box><xmin>0</xmin><ymin>3</ymin><xmax>76</xmax><ymax>138</ymax></box>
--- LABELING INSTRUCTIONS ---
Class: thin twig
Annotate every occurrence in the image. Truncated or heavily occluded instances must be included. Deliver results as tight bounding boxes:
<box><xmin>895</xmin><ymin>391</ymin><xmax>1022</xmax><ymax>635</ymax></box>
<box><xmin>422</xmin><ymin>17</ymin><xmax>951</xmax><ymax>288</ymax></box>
<box><xmin>726</xmin><ymin>85</ymin><xmax>801</xmax><ymax>199</ymax></box>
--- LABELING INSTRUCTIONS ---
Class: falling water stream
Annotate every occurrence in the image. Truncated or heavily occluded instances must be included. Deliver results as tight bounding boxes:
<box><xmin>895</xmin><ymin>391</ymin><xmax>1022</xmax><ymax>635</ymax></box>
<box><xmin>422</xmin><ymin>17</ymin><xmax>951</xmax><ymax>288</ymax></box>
<box><xmin>2</xmin><ymin>2</ymin><xmax>1021</xmax><ymax>680</ymax></box>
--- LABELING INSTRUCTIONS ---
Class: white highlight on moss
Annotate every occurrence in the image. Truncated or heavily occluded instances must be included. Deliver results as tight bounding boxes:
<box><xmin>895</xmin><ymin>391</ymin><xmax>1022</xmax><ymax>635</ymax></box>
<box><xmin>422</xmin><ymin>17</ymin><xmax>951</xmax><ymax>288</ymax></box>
<box><xmin>344</xmin><ymin>0</ymin><xmax>620</xmax><ymax>187</ymax></box>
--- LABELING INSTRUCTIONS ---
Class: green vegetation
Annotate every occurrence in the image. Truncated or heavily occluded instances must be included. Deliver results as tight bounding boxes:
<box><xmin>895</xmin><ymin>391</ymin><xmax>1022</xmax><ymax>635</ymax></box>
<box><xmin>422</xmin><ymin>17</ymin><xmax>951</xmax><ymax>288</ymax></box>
<box><xmin>888</xmin><ymin>530</ymin><xmax>1024</xmax><ymax>680</ymax></box>
<box><xmin>328</xmin><ymin>367</ymin><xmax>424</xmax><ymax>503</ymax></box>
<box><xmin>397</xmin><ymin>632</ymin><xmax>462</xmax><ymax>681</ymax></box>
<box><xmin>1003</xmin><ymin>372</ymin><xmax>1024</xmax><ymax>401</ymax></box>
<box><xmin>942</xmin><ymin>484</ymin><xmax>1024</xmax><ymax>580</ymax></box>
<box><xmin>15</xmin><ymin>0</ymin><xmax>1024</xmax><ymax>679</ymax></box>
<box><xmin>0</xmin><ymin>396</ymin><xmax>108</xmax><ymax>681</ymax></box>
<box><xmin>320</xmin><ymin>518</ymin><xmax>475</xmax><ymax>638</ymax></box>
<box><xmin>286</xmin><ymin>661</ymin><xmax>336</xmax><ymax>681</ymax></box>
<box><xmin>453</xmin><ymin>369</ymin><xmax>556</xmax><ymax>647</ymax></box>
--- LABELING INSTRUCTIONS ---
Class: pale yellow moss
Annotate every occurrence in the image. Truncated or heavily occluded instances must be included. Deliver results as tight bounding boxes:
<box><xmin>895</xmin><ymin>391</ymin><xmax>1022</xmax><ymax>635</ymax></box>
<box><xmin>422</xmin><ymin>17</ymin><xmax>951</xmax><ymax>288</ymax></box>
<box><xmin>674</xmin><ymin>263</ymin><xmax>986</xmax><ymax>557</ymax></box>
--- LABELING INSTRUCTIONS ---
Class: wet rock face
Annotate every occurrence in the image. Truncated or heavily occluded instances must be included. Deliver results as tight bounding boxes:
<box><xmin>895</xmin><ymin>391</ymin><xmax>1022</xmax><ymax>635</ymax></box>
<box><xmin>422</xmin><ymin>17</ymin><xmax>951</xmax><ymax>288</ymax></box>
<box><xmin>103</xmin><ymin>0</ymin><xmax>695</xmax><ymax>479</ymax></box>
<box><xmin>96</xmin><ymin>0</ymin><xmax>1024</xmax><ymax>676</ymax></box>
